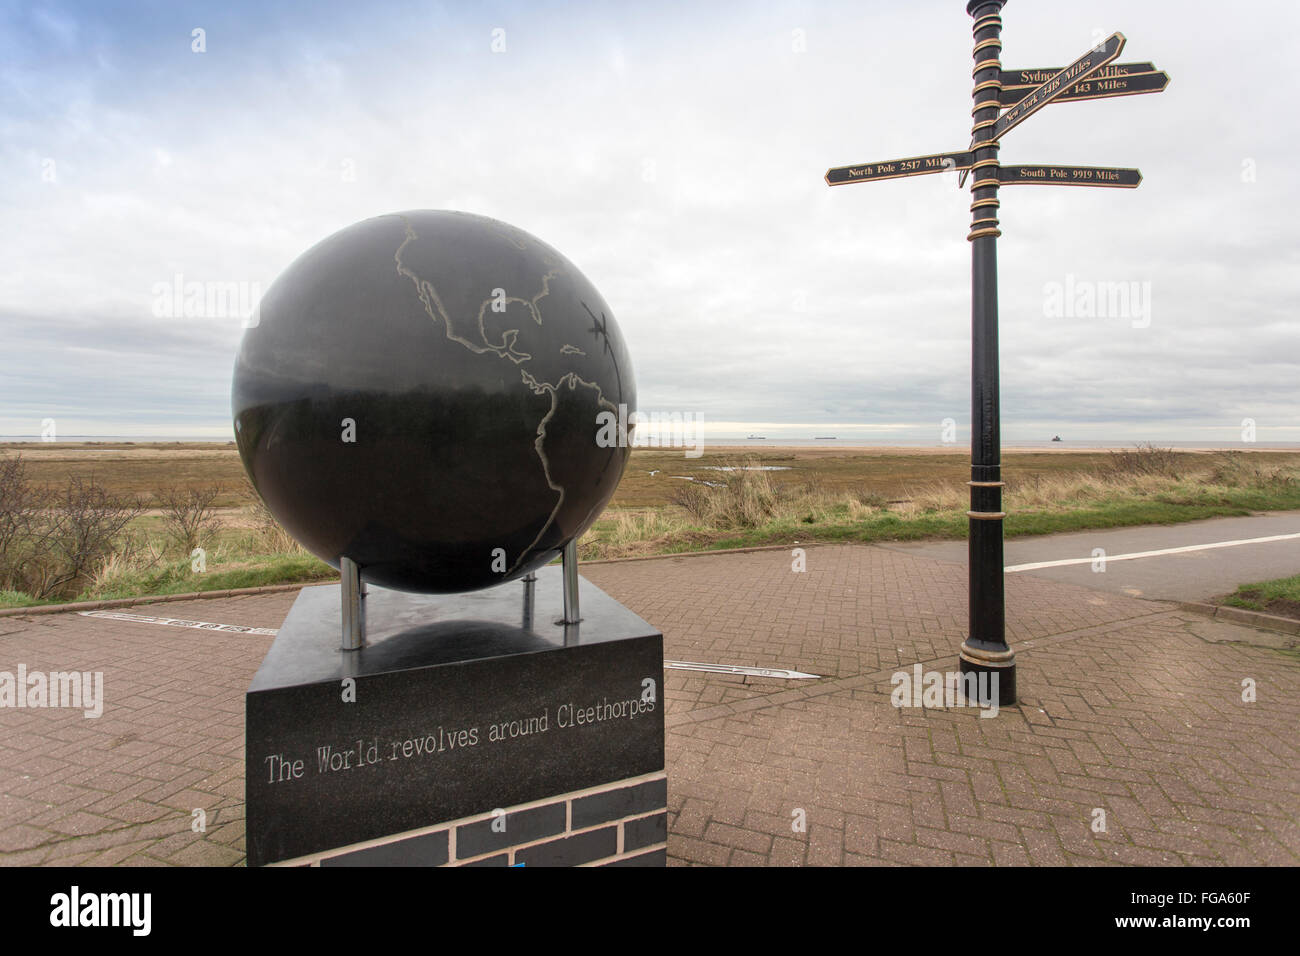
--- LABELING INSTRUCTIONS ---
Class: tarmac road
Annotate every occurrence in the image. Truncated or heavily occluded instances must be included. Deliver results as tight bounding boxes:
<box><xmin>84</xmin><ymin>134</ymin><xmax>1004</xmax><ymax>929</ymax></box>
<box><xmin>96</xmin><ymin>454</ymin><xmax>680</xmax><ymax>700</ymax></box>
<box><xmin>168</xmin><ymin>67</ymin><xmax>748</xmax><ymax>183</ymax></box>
<box><xmin>877</xmin><ymin>510</ymin><xmax>1300</xmax><ymax>602</ymax></box>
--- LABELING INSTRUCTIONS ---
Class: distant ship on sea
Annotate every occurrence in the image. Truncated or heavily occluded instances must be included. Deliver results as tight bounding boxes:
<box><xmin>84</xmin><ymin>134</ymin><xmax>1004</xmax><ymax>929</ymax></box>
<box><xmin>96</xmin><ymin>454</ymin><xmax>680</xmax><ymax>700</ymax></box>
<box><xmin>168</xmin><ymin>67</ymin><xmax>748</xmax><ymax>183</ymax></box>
<box><xmin>747</xmin><ymin>434</ymin><xmax>766</xmax><ymax>440</ymax></box>
<box><xmin>1052</xmin><ymin>435</ymin><xmax>1062</xmax><ymax>442</ymax></box>
<box><xmin>814</xmin><ymin>436</ymin><xmax>836</xmax><ymax>440</ymax></box>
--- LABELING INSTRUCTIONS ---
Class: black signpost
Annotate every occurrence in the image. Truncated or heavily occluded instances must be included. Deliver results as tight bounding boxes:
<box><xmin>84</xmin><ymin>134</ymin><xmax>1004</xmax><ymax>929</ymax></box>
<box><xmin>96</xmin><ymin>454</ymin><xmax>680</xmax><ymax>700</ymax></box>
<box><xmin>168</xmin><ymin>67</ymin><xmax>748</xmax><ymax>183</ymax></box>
<box><xmin>824</xmin><ymin>0</ymin><xmax>1167</xmax><ymax>706</ymax></box>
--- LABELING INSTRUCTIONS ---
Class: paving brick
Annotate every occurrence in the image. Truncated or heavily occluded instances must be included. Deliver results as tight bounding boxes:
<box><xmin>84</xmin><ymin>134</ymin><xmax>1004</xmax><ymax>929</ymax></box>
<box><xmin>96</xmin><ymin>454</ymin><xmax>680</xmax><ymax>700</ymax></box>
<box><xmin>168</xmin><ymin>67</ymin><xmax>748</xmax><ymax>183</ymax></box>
<box><xmin>669</xmin><ymin>835</ymin><xmax>731</xmax><ymax>866</ymax></box>
<box><xmin>703</xmin><ymin>821</ymin><xmax>771</xmax><ymax>855</ymax></box>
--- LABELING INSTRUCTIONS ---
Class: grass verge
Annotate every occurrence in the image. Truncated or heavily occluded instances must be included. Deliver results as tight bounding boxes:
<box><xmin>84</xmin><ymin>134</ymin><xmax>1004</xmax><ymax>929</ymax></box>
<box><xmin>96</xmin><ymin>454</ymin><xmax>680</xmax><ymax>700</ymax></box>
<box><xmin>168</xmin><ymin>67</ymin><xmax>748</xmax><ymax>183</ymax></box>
<box><xmin>1220</xmin><ymin>574</ymin><xmax>1300</xmax><ymax>621</ymax></box>
<box><xmin>2</xmin><ymin>446</ymin><xmax>1297</xmax><ymax>608</ymax></box>
<box><xmin>580</xmin><ymin>452</ymin><xmax>1300</xmax><ymax>559</ymax></box>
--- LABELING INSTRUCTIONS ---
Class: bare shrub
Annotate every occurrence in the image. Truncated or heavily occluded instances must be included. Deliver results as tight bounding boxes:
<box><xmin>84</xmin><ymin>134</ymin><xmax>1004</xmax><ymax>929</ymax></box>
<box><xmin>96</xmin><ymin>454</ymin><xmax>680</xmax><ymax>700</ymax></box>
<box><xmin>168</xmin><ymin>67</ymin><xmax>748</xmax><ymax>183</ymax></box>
<box><xmin>242</xmin><ymin>480</ymin><xmax>300</xmax><ymax>552</ymax></box>
<box><xmin>1206</xmin><ymin>452</ymin><xmax>1295</xmax><ymax>491</ymax></box>
<box><xmin>158</xmin><ymin>483</ymin><xmax>224</xmax><ymax>554</ymax></box>
<box><xmin>28</xmin><ymin>477</ymin><xmax>145</xmax><ymax>599</ymax></box>
<box><xmin>711</xmin><ymin>463</ymin><xmax>780</xmax><ymax>528</ymax></box>
<box><xmin>1105</xmin><ymin>442</ymin><xmax>1182</xmax><ymax>479</ymax></box>
<box><xmin>0</xmin><ymin>455</ymin><xmax>43</xmax><ymax>590</ymax></box>
<box><xmin>668</xmin><ymin>460</ymin><xmax>783</xmax><ymax>529</ymax></box>
<box><xmin>670</xmin><ymin>481</ymin><xmax>712</xmax><ymax>523</ymax></box>
<box><xmin>1206</xmin><ymin>451</ymin><xmax>1248</xmax><ymax>486</ymax></box>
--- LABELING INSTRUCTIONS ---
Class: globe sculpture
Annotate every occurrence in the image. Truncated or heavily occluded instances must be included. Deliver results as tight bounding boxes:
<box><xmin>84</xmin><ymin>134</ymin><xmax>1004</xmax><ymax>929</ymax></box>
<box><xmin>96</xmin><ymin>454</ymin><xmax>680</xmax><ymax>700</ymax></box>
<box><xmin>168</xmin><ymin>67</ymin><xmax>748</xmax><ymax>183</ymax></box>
<box><xmin>232</xmin><ymin>210</ymin><xmax>635</xmax><ymax>593</ymax></box>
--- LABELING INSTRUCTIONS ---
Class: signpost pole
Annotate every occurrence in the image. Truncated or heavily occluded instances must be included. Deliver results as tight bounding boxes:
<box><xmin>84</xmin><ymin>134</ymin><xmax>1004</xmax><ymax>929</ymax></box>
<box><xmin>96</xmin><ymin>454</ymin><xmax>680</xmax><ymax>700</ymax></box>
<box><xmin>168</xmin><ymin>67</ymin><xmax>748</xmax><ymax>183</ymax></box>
<box><xmin>962</xmin><ymin>0</ymin><xmax>1015</xmax><ymax>705</ymax></box>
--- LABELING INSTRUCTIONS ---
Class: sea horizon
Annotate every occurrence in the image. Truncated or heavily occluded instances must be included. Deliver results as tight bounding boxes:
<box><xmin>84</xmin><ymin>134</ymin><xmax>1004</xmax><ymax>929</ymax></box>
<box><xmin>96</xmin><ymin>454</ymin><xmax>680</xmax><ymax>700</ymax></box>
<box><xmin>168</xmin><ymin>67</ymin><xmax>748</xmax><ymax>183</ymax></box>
<box><xmin>3</xmin><ymin>435</ymin><xmax>1298</xmax><ymax>451</ymax></box>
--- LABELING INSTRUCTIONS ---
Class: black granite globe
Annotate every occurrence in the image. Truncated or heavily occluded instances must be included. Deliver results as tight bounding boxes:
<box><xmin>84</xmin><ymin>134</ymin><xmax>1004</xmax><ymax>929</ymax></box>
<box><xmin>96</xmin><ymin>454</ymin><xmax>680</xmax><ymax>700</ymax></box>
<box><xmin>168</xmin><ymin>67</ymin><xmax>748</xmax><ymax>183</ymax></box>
<box><xmin>232</xmin><ymin>210</ymin><xmax>635</xmax><ymax>593</ymax></box>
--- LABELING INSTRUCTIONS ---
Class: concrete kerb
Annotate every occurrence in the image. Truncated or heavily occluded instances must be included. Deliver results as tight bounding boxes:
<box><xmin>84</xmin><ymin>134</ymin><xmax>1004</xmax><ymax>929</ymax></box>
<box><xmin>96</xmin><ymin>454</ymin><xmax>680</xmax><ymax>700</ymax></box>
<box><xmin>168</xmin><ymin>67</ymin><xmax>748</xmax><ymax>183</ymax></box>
<box><xmin>1178</xmin><ymin>600</ymin><xmax>1300</xmax><ymax>636</ymax></box>
<box><xmin>582</xmin><ymin>541</ymin><xmax>819</xmax><ymax>565</ymax></box>
<box><xmin>0</xmin><ymin>582</ymin><xmax>311</xmax><ymax>619</ymax></box>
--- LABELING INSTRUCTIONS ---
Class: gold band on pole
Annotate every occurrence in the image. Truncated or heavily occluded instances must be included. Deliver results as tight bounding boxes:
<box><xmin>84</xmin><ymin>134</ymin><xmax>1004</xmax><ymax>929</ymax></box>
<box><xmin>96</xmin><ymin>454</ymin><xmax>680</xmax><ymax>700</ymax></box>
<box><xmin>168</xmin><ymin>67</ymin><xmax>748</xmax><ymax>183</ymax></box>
<box><xmin>967</xmin><ymin>227</ymin><xmax>1002</xmax><ymax>240</ymax></box>
<box><xmin>966</xmin><ymin>511</ymin><xmax>1007</xmax><ymax>520</ymax></box>
<box><xmin>967</xmin><ymin>480</ymin><xmax>1006</xmax><ymax>487</ymax></box>
<box><xmin>972</xmin><ymin>153</ymin><xmax>1001</xmax><ymax>192</ymax></box>
<box><xmin>959</xmin><ymin>645</ymin><xmax>1016</xmax><ymax>665</ymax></box>
<box><xmin>971</xmin><ymin>58</ymin><xmax>1001</xmax><ymax>75</ymax></box>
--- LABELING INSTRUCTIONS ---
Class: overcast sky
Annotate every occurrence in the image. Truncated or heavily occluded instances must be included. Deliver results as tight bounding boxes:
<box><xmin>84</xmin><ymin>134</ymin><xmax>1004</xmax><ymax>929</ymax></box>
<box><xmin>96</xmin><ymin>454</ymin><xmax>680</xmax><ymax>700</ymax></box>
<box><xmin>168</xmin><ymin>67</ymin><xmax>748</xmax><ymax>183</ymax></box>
<box><xmin>2</xmin><ymin>0</ymin><xmax>1297</xmax><ymax>442</ymax></box>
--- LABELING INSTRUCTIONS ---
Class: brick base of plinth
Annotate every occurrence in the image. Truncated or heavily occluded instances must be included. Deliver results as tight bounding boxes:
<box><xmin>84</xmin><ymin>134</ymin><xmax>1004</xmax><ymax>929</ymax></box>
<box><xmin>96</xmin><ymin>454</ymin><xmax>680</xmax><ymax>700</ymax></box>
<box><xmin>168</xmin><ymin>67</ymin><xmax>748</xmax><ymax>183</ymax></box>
<box><xmin>270</xmin><ymin>771</ymin><xmax>668</xmax><ymax>867</ymax></box>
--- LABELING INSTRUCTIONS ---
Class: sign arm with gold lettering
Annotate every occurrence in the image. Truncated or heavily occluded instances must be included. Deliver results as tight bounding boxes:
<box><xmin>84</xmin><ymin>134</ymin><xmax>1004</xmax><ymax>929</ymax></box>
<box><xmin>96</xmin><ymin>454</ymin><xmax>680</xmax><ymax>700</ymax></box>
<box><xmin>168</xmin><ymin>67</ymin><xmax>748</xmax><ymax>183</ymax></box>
<box><xmin>998</xmin><ymin>165</ymin><xmax>1142</xmax><ymax>188</ymax></box>
<box><xmin>995</xmin><ymin>70</ymin><xmax>1169</xmax><ymax>107</ymax></box>
<box><xmin>999</xmin><ymin>62</ymin><xmax>1154</xmax><ymax>87</ymax></box>
<box><xmin>825</xmin><ymin>150</ymin><xmax>974</xmax><ymax>186</ymax></box>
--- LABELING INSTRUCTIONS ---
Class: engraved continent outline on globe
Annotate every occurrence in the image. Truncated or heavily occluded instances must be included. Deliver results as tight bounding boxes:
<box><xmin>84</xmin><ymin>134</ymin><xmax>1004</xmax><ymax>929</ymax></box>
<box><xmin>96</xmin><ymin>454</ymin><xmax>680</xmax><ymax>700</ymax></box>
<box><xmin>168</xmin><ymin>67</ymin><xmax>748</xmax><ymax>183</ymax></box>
<box><xmin>232</xmin><ymin>209</ymin><xmax>636</xmax><ymax>594</ymax></box>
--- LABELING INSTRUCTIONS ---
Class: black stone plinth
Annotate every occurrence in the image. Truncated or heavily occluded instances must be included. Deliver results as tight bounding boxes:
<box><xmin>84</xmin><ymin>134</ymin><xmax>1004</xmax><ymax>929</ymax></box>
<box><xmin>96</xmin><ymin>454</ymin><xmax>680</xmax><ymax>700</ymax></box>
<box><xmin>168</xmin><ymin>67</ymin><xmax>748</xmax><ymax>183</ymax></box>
<box><xmin>245</xmin><ymin>567</ymin><xmax>664</xmax><ymax>867</ymax></box>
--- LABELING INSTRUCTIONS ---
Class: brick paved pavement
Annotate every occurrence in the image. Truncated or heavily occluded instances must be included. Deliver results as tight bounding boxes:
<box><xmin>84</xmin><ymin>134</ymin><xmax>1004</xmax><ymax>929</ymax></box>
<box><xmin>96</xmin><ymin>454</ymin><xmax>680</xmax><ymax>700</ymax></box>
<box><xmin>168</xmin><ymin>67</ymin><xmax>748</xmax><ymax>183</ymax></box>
<box><xmin>1</xmin><ymin>544</ymin><xmax>1296</xmax><ymax>865</ymax></box>
<box><xmin>0</xmin><ymin>594</ymin><xmax>289</xmax><ymax>865</ymax></box>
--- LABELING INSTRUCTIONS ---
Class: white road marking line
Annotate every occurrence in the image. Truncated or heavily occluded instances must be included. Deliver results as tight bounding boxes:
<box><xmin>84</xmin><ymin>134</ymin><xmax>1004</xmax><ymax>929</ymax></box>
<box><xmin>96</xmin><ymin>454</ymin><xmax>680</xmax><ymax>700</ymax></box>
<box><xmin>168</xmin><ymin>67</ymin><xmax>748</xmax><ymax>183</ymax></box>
<box><xmin>665</xmin><ymin>659</ymin><xmax>821</xmax><ymax>679</ymax></box>
<box><xmin>1004</xmin><ymin>531</ymin><xmax>1300</xmax><ymax>573</ymax></box>
<box><xmin>79</xmin><ymin>610</ymin><xmax>279</xmax><ymax>635</ymax></box>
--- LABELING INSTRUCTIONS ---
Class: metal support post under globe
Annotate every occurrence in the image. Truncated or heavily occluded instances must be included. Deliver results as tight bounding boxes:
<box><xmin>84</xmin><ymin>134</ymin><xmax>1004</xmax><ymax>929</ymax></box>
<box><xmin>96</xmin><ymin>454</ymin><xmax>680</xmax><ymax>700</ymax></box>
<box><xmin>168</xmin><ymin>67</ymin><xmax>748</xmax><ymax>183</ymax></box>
<box><xmin>340</xmin><ymin>555</ymin><xmax>366</xmax><ymax>650</ymax></box>
<box><xmin>560</xmin><ymin>540</ymin><xmax>582</xmax><ymax>625</ymax></box>
<box><xmin>522</xmin><ymin>571</ymin><xmax>536</xmax><ymax>628</ymax></box>
<box><xmin>960</xmin><ymin>0</ymin><xmax>1015</xmax><ymax>704</ymax></box>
